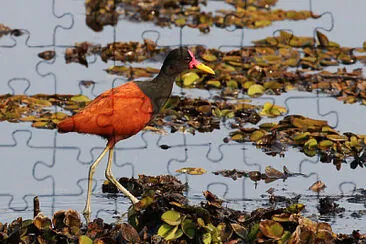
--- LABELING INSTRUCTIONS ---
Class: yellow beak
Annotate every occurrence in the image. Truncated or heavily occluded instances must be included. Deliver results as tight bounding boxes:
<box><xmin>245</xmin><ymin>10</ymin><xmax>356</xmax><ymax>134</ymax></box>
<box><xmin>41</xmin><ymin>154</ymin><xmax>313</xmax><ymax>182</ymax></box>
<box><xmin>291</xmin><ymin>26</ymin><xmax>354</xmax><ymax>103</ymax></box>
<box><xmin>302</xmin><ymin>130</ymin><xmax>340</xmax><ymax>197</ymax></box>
<box><xmin>195</xmin><ymin>63</ymin><xmax>215</xmax><ymax>75</ymax></box>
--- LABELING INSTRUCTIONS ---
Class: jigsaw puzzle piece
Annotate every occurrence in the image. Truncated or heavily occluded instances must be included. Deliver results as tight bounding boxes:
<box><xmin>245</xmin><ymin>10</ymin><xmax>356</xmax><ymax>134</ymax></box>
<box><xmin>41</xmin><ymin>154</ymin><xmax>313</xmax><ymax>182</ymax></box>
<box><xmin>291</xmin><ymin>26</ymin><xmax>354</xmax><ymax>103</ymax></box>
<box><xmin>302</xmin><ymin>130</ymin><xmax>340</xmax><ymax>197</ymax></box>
<box><xmin>33</xmin><ymin>145</ymin><xmax>96</xmax><ymax>204</ymax></box>
<box><xmin>0</xmin><ymin>28</ymin><xmax>17</xmax><ymax>47</ymax></box>
<box><xmin>282</xmin><ymin>91</ymin><xmax>338</xmax><ymax>127</ymax></box>
<box><xmin>53</xmin><ymin>0</ymin><xmax>115</xmax><ymax>46</ymax></box>
<box><xmin>0</xmin><ymin>0</ymin><xmax>72</xmax><ymax>47</ymax></box>
<box><xmin>115</xmin><ymin>21</ymin><xmax>180</xmax><ymax>47</ymax></box>
<box><xmin>37</xmin><ymin>131</ymin><xmax>151</xmax><ymax>194</ymax></box>
<box><xmin>36</xmin><ymin>46</ymin><xmax>110</xmax><ymax>95</ymax></box>
<box><xmin>0</xmin><ymin>130</ymin><xmax>55</xmax><ymax>221</ymax></box>
<box><xmin>298</xmin><ymin>152</ymin><xmax>365</xmax><ymax>196</ymax></box>
<box><xmin>0</xmin><ymin>78</ymin><xmax>58</xmax><ymax>140</ymax></box>
<box><xmin>113</xmin><ymin>132</ymin><xmax>187</xmax><ymax>178</ymax></box>
<box><xmin>0</xmin><ymin>35</ymin><xmax>56</xmax><ymax>94</ymax></box>
<box><xmin>166</xmin><ymin>131</ymin><xmax>260</xmax><ymax>201</ymax></box>
<box><xmin>309</xmin><ymin>0</ymin><xmax>366</xmax><ymax>47</ymax></box>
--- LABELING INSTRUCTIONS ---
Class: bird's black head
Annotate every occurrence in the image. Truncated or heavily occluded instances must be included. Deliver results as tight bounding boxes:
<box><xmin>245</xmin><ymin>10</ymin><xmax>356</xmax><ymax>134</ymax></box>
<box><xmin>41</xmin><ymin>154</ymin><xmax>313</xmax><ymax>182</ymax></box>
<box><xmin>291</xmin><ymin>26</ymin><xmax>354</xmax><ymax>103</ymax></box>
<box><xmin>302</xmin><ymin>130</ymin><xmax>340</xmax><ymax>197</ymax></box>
<box><xmin>160</xmin><ymin>47</ymin><xmax>215</xmax><ymax>76</ymax></box>
<box><xmin>135</xmin><ymin>47</ymin><xmax>214</xmax><ymax>115</ymax></box>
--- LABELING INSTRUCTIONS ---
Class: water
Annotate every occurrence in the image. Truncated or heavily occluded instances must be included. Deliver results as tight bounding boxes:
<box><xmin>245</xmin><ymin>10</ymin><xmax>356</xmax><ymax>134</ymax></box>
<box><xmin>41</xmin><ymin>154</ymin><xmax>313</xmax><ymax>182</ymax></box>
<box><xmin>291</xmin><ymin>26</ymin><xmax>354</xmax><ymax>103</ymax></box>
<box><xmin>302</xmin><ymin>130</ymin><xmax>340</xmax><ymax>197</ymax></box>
<box><xmin>0</xmin><ymin>0</ymin><xmax>365</xmax><ymax>234</ymax></box>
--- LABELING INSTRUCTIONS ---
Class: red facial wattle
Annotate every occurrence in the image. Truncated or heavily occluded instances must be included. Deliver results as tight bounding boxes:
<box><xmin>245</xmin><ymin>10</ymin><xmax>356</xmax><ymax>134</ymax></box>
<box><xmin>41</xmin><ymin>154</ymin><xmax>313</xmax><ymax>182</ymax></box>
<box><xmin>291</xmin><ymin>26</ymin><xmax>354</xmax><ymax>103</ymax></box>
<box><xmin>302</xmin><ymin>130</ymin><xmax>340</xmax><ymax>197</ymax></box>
<box><xmin>188</xmin><ymin>50</ymin><xmax>201</xmax><ymax>69</ymax></box>
<box><xmin>187</xmin><ymin>49</ymin><xmax>215</xmax><ymax>74</ymax></box>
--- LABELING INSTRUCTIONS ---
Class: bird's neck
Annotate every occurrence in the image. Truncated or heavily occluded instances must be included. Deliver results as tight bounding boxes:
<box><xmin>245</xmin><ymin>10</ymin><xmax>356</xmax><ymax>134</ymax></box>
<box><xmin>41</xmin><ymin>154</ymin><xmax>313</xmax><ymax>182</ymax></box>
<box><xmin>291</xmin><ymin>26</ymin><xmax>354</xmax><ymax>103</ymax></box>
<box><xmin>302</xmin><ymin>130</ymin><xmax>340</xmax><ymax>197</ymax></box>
<box><xmin>135</xmin><ymin>70</ymin><xmax>177</xmax><ymax>115</ymax></box>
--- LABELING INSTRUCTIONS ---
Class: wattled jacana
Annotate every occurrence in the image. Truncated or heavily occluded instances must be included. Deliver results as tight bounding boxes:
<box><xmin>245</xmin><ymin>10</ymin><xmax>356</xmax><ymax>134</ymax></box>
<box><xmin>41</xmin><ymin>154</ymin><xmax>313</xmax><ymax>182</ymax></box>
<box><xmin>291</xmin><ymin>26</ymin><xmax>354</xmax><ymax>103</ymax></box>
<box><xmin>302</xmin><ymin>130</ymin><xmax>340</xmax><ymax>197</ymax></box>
<box><xmin>57</xmin><ymin>47</ymin><xmax>215</xmax><ymax>221</ymax></box>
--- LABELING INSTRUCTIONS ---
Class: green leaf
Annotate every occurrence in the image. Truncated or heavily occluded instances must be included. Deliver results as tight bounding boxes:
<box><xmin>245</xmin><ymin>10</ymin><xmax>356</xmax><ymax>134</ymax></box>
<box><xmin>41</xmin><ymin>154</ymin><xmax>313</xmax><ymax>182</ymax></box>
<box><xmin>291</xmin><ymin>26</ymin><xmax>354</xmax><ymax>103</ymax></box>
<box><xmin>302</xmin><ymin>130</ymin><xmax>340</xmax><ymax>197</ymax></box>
<box><xmin>174</xmin><ymin>229</ymin><xmax>184</xmax><ymax>240</ymax></box>
<box><xmin>79</xmin><ymin>235</ymin><xmax>93</xmax><ymax>244</ymax></box>
<box><xmin>281</xmin><ymin>231</ymin><xmax>292</xmax><ymax>242</ymax></box>
<box><xmin>285</xmin><ymin>203</ymin><xmax>305</xmax><ymax>213</ymax></box>
<box><xmin>158</xmin><ymin>223</ymin><xmax>174</xmax><ymax>238</ymax></box>
<box><xmin>259</xmin><ymin>220</ymin><xmax>284</xmax><ymax>240</ymax></box>
<box><xmin>161</xmin><ymin>210</ymin><xmax>181</xmax><ymax>226</ymax></box>
<box><xmin>197</xmin><ymin>218</ymin><xmax>205</xmax><ymax>227</ymax></box>
<box><xmin>165</xmin><ymin>225</ymin><xmax>179</xmax><ymax>241</ymax></box>
<box><xmin>293</xmin><ymin>132</ymin><xmax>311</xmax><ymax>142</ymax></box>
<box><xmin>70</xmin><ymin>95</ymin><xmax>90</xmax><ymax>103</ymax></box>
<box><xmin>201</xmin><ymin>53</ymin><xmax>218</xmax><ymax>62</ymax></box>
<box><xmin>181</xmin><ymin>219</ymin><xmax>195</xmax><ymax>239</ymax></box>
<box><xmin>206</xmin><ymin>80</ymin><xmax>221</xmax><ymax>88</ymax></box>
<box><xmin>304</xmin><ymin>138</ymin><xmax>318</xmax><ymax>149</ymax></box>
<box><xmin>247</xmin><ymin>223</ymin><xmax>259</xmax><ymax>241</ymax></box>
<box><xmin>202</xmin><ymin>232</ymin><xmax>212</xmax><ymax>244</ymax></box>
<box><xmin>181</xmin><ymin>72</ymin><xmax>200</xmax><ymax>86</ymax></box>
<box><xmin>247</xmin><ymin>84</ymin><xmax>265</xmax><ymax>97</ymax></box>
<box><xmin>304</xmin><ymin>138</ymin><xmax>318</xmax><ymax>156</ymax></box>
<box><xmin>226</xmin><ymin>80</ymin><xmax>238</xmax><ymax>89</ymax></box>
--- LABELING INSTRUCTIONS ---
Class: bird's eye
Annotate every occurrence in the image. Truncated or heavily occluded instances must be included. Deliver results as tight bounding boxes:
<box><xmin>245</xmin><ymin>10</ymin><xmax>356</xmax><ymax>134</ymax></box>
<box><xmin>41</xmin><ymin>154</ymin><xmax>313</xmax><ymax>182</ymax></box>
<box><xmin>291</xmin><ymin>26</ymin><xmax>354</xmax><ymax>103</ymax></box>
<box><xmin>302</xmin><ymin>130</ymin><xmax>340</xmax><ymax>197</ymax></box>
<box><xmin>185</xmin><ymin>56</ymin><xmax>191</xmax><ymax>61</ymax></box>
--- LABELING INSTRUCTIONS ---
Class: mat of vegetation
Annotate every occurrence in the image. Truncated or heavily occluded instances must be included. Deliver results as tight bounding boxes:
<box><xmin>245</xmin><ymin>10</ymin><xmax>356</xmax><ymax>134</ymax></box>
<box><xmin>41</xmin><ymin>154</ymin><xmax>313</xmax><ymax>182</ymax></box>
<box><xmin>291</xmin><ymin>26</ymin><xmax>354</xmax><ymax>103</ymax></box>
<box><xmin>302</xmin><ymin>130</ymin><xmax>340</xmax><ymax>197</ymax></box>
<box><xmin>0</xmin><ymin>175</ymin><xmax>365</xmax><ymax>243</ymax></box>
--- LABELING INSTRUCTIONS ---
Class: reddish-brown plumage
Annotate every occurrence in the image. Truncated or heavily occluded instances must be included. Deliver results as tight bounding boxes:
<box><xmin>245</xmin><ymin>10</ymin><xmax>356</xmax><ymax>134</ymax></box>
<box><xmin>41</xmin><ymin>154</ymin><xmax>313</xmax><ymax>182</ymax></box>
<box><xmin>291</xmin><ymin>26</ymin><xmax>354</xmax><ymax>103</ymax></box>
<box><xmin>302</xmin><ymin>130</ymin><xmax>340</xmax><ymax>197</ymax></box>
<box><xmin>58</xmin><ymin>82</ymin><xmax>153</xmax><ymax>145</ymax></box>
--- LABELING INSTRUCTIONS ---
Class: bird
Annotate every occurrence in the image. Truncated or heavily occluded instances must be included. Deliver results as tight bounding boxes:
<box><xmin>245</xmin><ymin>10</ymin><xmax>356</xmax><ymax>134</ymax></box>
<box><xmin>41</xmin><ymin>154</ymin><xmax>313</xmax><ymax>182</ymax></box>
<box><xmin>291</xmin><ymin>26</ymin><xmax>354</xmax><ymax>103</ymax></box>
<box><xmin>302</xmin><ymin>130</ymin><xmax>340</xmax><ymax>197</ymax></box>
<box><xmin>57</xmin><ymin>47</ymin><xmax>215</xmax><ymax>222</ymax></box>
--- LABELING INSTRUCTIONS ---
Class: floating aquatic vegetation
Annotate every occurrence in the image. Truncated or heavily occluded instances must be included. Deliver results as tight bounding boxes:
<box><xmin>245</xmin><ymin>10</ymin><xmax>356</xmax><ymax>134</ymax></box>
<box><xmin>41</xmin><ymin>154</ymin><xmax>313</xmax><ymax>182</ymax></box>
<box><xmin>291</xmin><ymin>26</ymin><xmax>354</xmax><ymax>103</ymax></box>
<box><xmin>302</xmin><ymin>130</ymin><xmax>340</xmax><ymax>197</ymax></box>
<box><xmin>318</xmin><ymin>197</ymin><xmax>345</xmax><ymax>215</ymax></box>
<box><xmin>0</xmin><ymin>94</ymin><xmax>90</xmax><ymax>129</ymax></box>
<box><xmin>226</xmin><ymin>0</ymin><xmax>279</xmax><ymax>9</ymax></box>
<box><xmin>38</xmin><ymin>50</ymin><xmax>56</xmax><ymax>60</ymax></box>
<box><xmin>84</xmin><ymin>0</ymin><xmax>316</xmax><ymax>33</ymax></box>
<box><xmin>100</xmin><ymin>39</ymin><xmax>166</xmax><ymax>63</ymax></box>
<box><xmin>59</xmin><ymin>32</ymin><xmax>366</xmax><ymax>104</ymax></box>
<box><xmin>102</xmin><ymin>174</ymin><xmax>187</xmax><ymax>196</ymax></box>
<box><xmin>1</xmin><ymin>94</ymin><xmax>364</xmax><ymax>168</ymax></box>
<box><xmin>1</xmin><ymin>93</ymin><xmax>365</xmax><ymax>168</ymax></box>
<box><xmin>105</xmin><ymin>65</ymin><xmax>159</xmax><ymax>79</ymax></box>
<box><xmin>309</xmin><ymin>180</ymin><xmax>326</xmax><ymax>193</ymax></box>
<box><xmin>153</xmin><ymin>96</ymin><xmax>262</xmax><ymax>133</ymax></box>
<box><xmin>85</xmin><ymin>0</ymin><xmax>119</xmax><ymax>31</ymax></box>
<box><xmin>65</xmin><ymin>42</ymin><xmax>101</xmax><ymax>67</ymax></box>
<box><xmin>228</xmin><ymin>115</ymin><xmax>366</xmax><ymax>170</ymax></box>
<box><xmin>122</xmin><ymin>0</ymin><xmax>315</xmax><ymax>33</ymax></box>
<box><xmin>213</xmin><ymin>165</ymin><xmax>303</xmax><ymax>183</ymax></box>
<box><xmin>0</xmin><ymin>24</ymin><xmax>23</xmax><ymax>38</ymax></box>
<box><xmin>0</xmin><ymin>175</ymin><xmax>365</xmax><ymax>243</ymax></box>
<box><xmin>176</xmin><ymin>167</ymin><xmax>207</xmax><ymax>175</ymax></box>
<box><xmin>174</xmin><ymin>32</ymin><xmax>366</xmax><ymax>104</ymax></box>
<box><xmin>0</xmin><ymin>93</ymin><xmax>280</xmax><ymax>132</ymax></box>
<box><xmin>0</xmin><ymin>24</ymin><xmax>12</xmax><ymax>38</ymax></box>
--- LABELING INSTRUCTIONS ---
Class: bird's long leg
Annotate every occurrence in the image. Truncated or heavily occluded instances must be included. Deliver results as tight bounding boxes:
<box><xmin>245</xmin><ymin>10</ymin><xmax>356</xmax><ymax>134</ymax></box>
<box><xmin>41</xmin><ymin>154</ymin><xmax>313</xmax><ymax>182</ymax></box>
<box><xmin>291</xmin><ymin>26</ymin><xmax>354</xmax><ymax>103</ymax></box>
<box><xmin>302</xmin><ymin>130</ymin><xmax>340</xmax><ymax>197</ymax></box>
<box><xmin>83</xmin><ymin>146</ymin><xmax>110</xmax><ymax>222</ymax></box>
<box><xmin>105</xmin><ymin>146</ymin><xmax>139</xmax><ymax>204</ymax></box>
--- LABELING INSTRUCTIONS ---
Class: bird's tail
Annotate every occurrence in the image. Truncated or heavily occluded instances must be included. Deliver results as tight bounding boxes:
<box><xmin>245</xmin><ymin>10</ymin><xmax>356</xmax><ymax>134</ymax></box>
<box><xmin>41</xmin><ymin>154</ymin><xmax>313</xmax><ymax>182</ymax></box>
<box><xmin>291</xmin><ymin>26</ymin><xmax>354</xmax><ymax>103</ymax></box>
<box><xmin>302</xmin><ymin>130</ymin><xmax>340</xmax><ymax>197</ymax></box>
<box><xmin>57</xmin><ymin>117</ymin><xmax>75</xmax><ymax>133</ymax></box>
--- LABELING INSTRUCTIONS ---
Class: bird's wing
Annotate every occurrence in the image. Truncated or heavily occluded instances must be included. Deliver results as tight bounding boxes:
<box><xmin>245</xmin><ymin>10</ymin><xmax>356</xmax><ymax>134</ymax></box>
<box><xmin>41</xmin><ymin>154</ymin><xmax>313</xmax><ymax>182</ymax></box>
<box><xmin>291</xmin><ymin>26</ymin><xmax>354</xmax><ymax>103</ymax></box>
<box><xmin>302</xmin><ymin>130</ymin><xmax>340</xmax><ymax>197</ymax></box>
<box><xmin>58</xmin><ymin>82</ymin><xmax>153</xmax><ymax>138</ymax></box>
